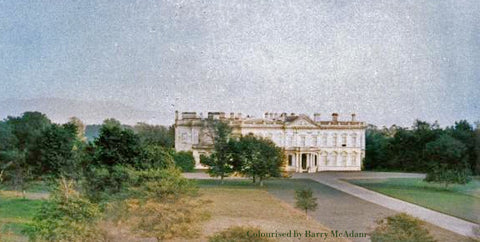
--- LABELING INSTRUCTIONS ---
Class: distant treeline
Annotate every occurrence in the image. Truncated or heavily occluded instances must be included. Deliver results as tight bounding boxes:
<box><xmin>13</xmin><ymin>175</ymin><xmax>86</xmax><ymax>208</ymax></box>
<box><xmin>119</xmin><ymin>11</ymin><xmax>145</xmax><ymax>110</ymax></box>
<box><xmin>364</xmin><ymin>120</ymin><xmax>480</xmax><ymax>175</ymax></box>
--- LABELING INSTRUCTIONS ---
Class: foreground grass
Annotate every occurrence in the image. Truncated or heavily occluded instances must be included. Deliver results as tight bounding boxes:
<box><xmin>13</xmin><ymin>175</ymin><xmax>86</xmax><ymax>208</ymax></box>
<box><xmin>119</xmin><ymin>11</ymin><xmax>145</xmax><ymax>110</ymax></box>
<box><xmin>197</xmin><ymin>187</ymin><xmax>346</xmax><ymax>242</ymax></box>
<box><xmin>0</xmin><ymin>191</ymin><xmax>46</xmax><ymax>241</ymax></box>
<box><xmin>348</xmin><ymin>178</ymin><xmax>480</xmax><ymax>223</ymax></box>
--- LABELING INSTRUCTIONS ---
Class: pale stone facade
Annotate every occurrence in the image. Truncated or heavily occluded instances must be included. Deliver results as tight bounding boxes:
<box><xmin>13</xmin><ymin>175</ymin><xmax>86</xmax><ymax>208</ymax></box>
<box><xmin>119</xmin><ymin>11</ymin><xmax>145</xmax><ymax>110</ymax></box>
<box><xmin>175</xmin><ymin>111</ymin><xmax>366</xmax><ymax>172</ymax></box>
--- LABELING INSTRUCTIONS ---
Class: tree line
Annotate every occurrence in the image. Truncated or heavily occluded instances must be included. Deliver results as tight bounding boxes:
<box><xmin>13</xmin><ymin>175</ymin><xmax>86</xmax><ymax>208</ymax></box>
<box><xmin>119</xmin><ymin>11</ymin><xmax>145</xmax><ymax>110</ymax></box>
<box><xmin>0</xmin><ymin>112</ymin><xmax>194</xmax><ymax>196</ymax></box>
<box><xmin>365</xmin><ymin>119</ymin><xmax>480</xmax><ymax>186</ymax></box>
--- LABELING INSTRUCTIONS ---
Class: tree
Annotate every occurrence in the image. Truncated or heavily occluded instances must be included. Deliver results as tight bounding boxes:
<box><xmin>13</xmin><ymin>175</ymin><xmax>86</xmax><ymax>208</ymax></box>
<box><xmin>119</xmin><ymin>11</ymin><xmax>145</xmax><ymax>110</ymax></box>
<box><xmin>93</xmin><ymin>119</ymin><xmax>141</xmax><ymax>167</ymax></box>
<box><xmin>134</xmin><ymin>122</ymin><xmax>175</xmax><ymax>148</ymax></box>
<box><xmin>139</xmin><ymin>145</ymin><xmax>175</xmax><ymax>170</ymax></box>
<box><xmin>447</xmin><ymin>120</ymin><xmax>478</xmax><ymax>175</ymax></box>
<box><xmin>364</xmin><ymin>125</ymin><xmax>390</xmax><ymax>170</ymax></box>
<box><xmin>68</xmin><ymin>117</ymin><xmax>87</xmax><ymax>142</ymax></box>
<box><xmin>1</xmin><ymin>112</ymin><xmax>51</xmax><ymax>194</ymax></box>
<box><xmin>424</xmin><ymin>134</ymin><xmax>471</xmax><ymax>187</ymax></box>
<box><xmin>26</xmin><ymin>178</ymin><xmax>102</xmax><ymax>241</ymax></box>
<box><xmin>173</xmin><ymin>151</ymin><xmax>195</xmax><ymax>172</ymax></box>
<box><xmin>200</xmin><ymin>120</ymin><xmax>235</xmax><ymax>184</ymax></box>
<box><xmin>236</xmin><ymin>135</ymin><xmax>285</xmax><ymax>186</ymax></box>
<box><xmin>28</xmin><ymin>123</ymin><xmax>79</xmax><ymax>178</ymax></box>
<box><xmin>295</xmin><ymin>188</ymin><xmax>317</xmax><ymax>218</ymax></box>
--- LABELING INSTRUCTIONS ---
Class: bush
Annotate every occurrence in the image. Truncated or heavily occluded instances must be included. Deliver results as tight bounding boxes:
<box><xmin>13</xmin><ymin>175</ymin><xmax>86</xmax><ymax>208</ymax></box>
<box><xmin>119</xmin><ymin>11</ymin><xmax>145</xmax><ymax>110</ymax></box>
<box><xmin>371</xmin><ymin>213</ymin><xmax>435</xmax><ymax>242</ymax></box>
<box><xmin>25</xmin><ymin>178</ymin><xmax>102</xmax><ymax>242</ymax></box>
<box><xmin>174</xmin><ymin>151</ymin><xmax>195</xmax><ymax>172</ymax></box>
<box><xmin>135</xmin><ymin>167</ymin><xmax>198</xmax><ymax>201</ymax></box>
<box><xmin>209</xmin><ymin>226</ymin><xmax>273</xmax><ymax>242</ymax></box>
<box><xmin>125</xmin><ymin>198</ymin><xmax>210</xmax><ymax>241</ymax></box>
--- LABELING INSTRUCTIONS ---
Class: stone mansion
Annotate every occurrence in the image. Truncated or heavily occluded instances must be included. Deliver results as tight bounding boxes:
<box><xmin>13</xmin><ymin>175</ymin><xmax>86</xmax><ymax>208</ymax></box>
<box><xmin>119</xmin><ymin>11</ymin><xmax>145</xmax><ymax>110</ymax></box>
<box><xmin>174</xmin><ymin>111</ymin><xmax>366</xmax><ymax>172</ymax></box>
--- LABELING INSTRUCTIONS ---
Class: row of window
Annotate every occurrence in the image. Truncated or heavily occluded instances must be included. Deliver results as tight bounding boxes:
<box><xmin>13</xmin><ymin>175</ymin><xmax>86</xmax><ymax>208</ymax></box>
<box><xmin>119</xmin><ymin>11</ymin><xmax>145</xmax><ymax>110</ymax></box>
<box><xmin>263</xmin><ymin>133</ymin><xmax>359</xmax><ymax>148</ymax></box>
<box><xmin>179</xmin><ymin>130</ymin><xmax>362</xmax><ymax>148</ymax></box>
<box><xmin>287</xmin><ymin>152</ymin><xmax>359</xmax><ymax>167</ymax></box>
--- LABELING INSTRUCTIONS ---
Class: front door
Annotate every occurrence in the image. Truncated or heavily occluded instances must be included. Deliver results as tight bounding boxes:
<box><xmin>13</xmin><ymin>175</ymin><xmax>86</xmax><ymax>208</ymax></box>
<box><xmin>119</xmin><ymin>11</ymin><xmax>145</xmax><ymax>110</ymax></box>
<box><xmin>301</xmin><ymin>154</ymin><xmax>307</xmax><ymax>171</ymax></box>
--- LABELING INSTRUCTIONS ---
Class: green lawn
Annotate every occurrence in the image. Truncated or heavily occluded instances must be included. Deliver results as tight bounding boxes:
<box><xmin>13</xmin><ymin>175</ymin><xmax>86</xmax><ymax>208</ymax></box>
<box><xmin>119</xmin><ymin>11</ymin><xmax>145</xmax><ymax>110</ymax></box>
<box><xmin>348</xmin><ymin>178</ymin><xmax>480</xmax><ymax>223</ymax></box>
<box><xmin>0</xmin><ymin>183</ymin><xmax>49</xmax><ymax>241</ymax></box>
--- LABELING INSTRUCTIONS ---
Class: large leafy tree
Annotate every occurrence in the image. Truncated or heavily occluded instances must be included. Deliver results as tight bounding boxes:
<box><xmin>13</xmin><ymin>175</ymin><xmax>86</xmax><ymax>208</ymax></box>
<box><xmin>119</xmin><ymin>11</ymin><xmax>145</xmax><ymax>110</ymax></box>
<box><xmin>237</xmin><ymin>135</ymin><xmax>285</xmax><ymax>186</ymax></box>
<box><xmin>28</xmin><ymin>123</ymin><xmax>80</xmax><ymax>178</ymax></box>
<box><xmin>424</xmin><ymin>134</ymin><xmax>471</xmax><ymax>187</ymax></box>
<box><xmin>93</xmin><ymin>119</ymin><xmax>141</xmax><ymax>167</ymax></box>
<box><xmin>84</xmin><ymin>119</ymin><xmax>142</xmax><ymax>198</ymax></box>
<box><xmin>1</xmin><ymin>112</ymin><xmax>51</xmax><ymax>192</ymax></box>
<box><xmin>446</xmin><ymin>120</ymin><xmax>478</xmax><ymax>175</ymax></box>
<box><xmin>200</xmin><ymin>120</ymin><xmax>235</xmax><ymax>184</ymax></box>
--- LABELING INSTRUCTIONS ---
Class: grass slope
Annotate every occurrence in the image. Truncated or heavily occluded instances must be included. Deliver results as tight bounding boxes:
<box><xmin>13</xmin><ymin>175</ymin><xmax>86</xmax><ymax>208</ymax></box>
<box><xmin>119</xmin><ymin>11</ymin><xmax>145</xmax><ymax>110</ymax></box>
<box><xmin>0</xmin><ymin>192</ymin><xmax>46</xmax><ymax>241</ymax></box>
<box><xmin>348</xmin><ymin>178</ymin><xmax>480</xmax><ymax>223</ymax></box>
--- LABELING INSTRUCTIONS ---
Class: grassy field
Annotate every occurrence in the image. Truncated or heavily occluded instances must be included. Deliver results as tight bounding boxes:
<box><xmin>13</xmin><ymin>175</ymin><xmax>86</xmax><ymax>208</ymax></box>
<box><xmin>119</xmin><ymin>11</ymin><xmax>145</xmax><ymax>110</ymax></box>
<box><xmin>0</xmin><ymin>191</ymin><xmax>46</xmax><ymax>241</ymax></box>
<box><xmin>348</xmin><ymin>178</ymin><xmax>480</xmax><ymax>223</ymax></box>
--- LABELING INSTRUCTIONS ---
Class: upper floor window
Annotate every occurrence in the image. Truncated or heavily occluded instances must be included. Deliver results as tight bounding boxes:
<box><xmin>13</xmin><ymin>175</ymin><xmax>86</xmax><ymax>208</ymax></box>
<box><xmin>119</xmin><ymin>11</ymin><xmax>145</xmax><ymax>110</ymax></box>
<box><xmin>300</xmin><ymin>136</ymin><xmax>306</xmax><ymax>147</ymax></box>
<box><xmin>351</xmin><ymin>134</ymin><xmax>357</xmax><ymax>148</ymax></box>
<box><xmin>342</xmin><ymin>134</ymin><xmax>347</xmax><ymax>147</ymax></box>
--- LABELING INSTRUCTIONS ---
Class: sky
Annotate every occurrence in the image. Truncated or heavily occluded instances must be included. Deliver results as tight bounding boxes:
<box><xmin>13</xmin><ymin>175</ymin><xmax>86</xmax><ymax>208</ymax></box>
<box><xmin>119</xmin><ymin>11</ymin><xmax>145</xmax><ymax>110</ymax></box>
<box><xmin>0</xmin><ymin>0</ymin><xmax>479</xmax><ymax>126</ymax></box>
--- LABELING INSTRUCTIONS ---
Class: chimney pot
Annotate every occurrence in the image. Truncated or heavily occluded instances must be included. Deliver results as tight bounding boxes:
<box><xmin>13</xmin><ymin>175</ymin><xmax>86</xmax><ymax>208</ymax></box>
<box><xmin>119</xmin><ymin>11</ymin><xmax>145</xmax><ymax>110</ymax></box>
<box><xmin>332</xmin><ymin>113</ymin><xmax>339</xmax><ymax>122</ymax></box>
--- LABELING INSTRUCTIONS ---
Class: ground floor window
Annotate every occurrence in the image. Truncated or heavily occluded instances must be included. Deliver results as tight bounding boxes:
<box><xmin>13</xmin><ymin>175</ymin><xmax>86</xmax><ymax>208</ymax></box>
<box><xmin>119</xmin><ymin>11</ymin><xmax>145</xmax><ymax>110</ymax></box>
<box><xmin>288</xmin><ymin>154</ymin><xmax>293</xmax><ymax>166</ymax></box>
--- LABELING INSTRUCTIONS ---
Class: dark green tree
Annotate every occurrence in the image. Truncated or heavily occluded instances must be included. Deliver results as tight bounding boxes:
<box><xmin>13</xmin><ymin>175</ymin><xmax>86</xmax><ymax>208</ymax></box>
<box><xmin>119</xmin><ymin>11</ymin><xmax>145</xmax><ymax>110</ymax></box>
<box><xmin>295</xmin><ymin>188</ymin><xmax>318</xmax><ymax>218</ymax></box>
<box><xmin>140</xmin><ymin>145</ymin><xmax>175</xmax><ymax>170</ymax></box>
<box><xmin>28</xmin><ymin>123</ymin><xmax>79</xmax><ymax>178</ymax></box>
<box><xmin>200</xmin><ymin>120</ymin><xmax>235</xmax><ymax>184</ymax></box>
<box><xmin>424</xmin><ymin>134</ymin><xmax>471</xmax><ymax>187</ymax></box>
<box><xmin>446</xmin><ymin>120</ymin><xmax>478</xmax><ymax>175</ymax></box>
<box><xmin>173</xmin><ymin>151</ymin><xmax>195</xmax><ymax>172</ymax></box>
<box><xmin>93</xmin><ymin>119</ymin><xmax>141</xmax><ymax>167</ymax></box>
<box><xmin>237</xmin><ymin>135</ymin><xmax>285</xmax><ymax>186</ymax></box>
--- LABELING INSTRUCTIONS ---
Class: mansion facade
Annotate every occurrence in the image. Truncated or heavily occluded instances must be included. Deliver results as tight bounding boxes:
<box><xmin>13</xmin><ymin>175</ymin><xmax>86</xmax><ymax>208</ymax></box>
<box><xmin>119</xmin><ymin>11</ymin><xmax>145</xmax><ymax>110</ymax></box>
<box><xmin>174</xmin><ymin>111</ymin><xmax>366</xmax><ymax>172</ymax></box>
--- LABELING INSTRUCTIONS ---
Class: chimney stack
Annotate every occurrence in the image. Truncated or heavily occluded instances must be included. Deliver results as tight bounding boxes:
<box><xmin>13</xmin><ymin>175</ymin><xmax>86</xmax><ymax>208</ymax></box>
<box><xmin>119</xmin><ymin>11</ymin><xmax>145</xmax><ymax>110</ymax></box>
<box><xmin>351</xmin><ymin>113</ymin><xmax>356</xmax><ymax>122</ymax></box>
<box><xmin>313</xmin><ymin>113</ymin><xmax>321</xmax><ymax>122</ymax></box>
<box><xmin>332</xmin><ymin>113</ymin><xmax>339</xmax><ymax>122</ymax></box>
<box><xmin>175</xmin><ymin>110</ymin><xmax>179</xmax><ymax>120</ymax></box>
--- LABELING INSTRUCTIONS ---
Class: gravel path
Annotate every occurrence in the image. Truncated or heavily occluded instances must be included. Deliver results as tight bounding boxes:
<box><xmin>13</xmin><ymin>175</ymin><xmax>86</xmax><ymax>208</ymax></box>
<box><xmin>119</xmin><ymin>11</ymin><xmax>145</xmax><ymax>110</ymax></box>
<box><xmin>293</xmin><ymin>172</ymin><xmax>478</xmax><ymax>238</ymax></box>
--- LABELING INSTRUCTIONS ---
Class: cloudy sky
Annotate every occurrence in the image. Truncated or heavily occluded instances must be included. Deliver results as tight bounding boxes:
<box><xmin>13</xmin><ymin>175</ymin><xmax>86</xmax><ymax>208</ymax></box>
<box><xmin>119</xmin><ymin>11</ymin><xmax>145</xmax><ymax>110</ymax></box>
<box><xmin>1</xmin><ymin>0</ymin><xmax>479</xmax><ymax>126</ymax></box>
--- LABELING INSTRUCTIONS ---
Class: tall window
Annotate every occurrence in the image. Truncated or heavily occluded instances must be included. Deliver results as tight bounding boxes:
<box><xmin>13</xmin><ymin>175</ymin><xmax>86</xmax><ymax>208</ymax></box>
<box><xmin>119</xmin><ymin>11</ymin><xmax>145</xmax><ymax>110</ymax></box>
<box><xmin>323</xmin><ymin>135</ymin><xmax>328</xmax><ymax>147</ymax></box>
<box><xmin>351</xmin><ymin>134</ymin><xmax>357</xmax><ymax>148</ymax></box>
<box><xmin>288</xmin><ymin>155</ymin><xmax>294</xmax><ymax>166</ymax></box>
<box><xmin>300</xmin><ymin>136</ymin><xmax>306</xmax><ymax>147</ymax></box>
<box><xmin>342</xmin><ymin>134</ymin><xmax>347</xmax><ymax>147</ymax></box>
<box><xmin>311</xmin><ymin>135</ymin><xmax>317</xmax><ymax>147</ymax></box>
<box><xmin>333</xmin><ymin>134</ymin><xmax>337</xmax><ymax>147</ymax></box>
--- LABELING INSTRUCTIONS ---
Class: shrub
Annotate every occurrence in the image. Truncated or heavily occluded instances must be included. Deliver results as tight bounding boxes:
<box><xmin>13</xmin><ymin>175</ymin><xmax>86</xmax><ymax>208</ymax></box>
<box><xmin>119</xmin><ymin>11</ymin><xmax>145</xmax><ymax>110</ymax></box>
<box><xmin>135</xmin><ymin>167</ymin><xmax>198</xmax><ymax>201</ymax></box>
<box><xmin>25</xmin><ymin>178</ymin><xmax>102</xmax><ymax>242</ymax></box>
<box><xmin>209</xmin><ymin>226</ymin><xmax>273</xmax><ymax>242</ymax></box>
<box><xmin>371</xmin><ymin>213</ymin><xmax>435</xmax><ymax>242</ymax></box>
<box><xmin>174</xmin><ymin>151</ymin><xmax>195</xmax><ymax>172</ymax></box>
<box><xmin>295</xmin><ymin>188</ymin><xmax>318</xmax><ymax>217</ymax></box>
<box><xmin>125</xmin><ymin>198</ymin><xmax>210</xmax><ymax>241</ymax></box>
